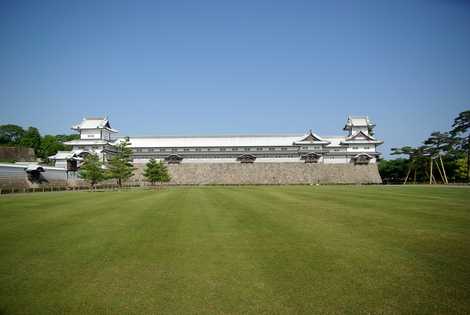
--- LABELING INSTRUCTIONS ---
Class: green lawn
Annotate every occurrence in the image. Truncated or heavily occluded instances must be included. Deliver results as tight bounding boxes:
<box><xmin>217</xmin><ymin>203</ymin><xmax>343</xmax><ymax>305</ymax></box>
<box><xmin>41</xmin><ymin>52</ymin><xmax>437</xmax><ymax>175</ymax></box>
<box><xmin>1</xmin><ymin>186</ymin><xmax>469</xmax><ymax>314</ymax></box>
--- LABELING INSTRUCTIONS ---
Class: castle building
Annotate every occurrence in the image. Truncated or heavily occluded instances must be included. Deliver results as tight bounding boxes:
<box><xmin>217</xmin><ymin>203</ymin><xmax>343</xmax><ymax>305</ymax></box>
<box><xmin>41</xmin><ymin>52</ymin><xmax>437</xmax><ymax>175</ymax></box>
<box><xmin>50</xmin><ymin>116</ymin><xmax>383</xmax><ymax>168</ymax></box>
<box><xmin>49</xmin><ymin>117</ymin><xmax>118</xmax><ymax>169</ymax></box>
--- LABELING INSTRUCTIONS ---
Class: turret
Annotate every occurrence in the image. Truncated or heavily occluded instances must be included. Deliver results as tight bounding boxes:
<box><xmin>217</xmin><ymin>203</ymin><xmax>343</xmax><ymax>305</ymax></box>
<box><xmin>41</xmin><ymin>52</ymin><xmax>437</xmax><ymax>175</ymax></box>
<box><xmin>343</xmin><ymin>116</ymin><xmax>375</xmax><ymax>136</ymax></box>
<box><xmin>71</xmin><ymin>117</ymin><xmax>118</xmax><ymax>141</ymax></box>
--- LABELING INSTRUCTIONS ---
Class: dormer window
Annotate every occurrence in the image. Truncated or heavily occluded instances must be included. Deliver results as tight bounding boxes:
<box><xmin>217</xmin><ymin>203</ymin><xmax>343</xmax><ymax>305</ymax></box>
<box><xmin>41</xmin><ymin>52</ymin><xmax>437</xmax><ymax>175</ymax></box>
<box><xmin>301</xmin><ymin>153</ymin><xmax>321</xmax><ymax>163</ymax></box>
<box><xmin>237</xmin><ymin>154</ymin><xmax>256</xmax><ymax>163</ymax></box>
<box><xmin>352</xmin><ymin>153</ymin><xmax>373</xmax><ymax>165</ymax></box>
<box><xmin>165</xmin><ymin>154</ymin><xmax>183</xmax><ymax>164</ymax></box>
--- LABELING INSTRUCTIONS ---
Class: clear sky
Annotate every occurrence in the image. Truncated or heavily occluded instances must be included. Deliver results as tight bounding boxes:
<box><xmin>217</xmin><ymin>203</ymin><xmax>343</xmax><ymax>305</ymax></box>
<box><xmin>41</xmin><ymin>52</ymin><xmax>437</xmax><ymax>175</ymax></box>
<box><xmin>1</xmin><ymin>0</ymin><xmax>469</xmax><ymax>157</ymax></box>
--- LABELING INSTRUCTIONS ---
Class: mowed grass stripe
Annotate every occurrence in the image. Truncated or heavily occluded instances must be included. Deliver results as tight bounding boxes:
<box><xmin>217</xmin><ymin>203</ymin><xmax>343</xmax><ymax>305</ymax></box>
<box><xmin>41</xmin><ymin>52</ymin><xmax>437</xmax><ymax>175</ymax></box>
<box><xmin>137</xmin><ymin>188</ymin><xmax>285</xmax><ymax>314</ymax></box>
<box><xmin>212</xmin><ymin>187</ymin><xmax>397</xmax><ymax>314</ymax></box>
<box><xmin>0</xmin><ymin>190</ymin><xmax>176</xmax><ymax>314</ymax></box>
<box><xmin>214</xmin><ymin>186</ymin><xmax>470</xmax><ymax>313</ymax></box>
<box><xmin>0</xmin><ymin>186</ymin><xmax>470</xmax><ymax>314</ymax></box>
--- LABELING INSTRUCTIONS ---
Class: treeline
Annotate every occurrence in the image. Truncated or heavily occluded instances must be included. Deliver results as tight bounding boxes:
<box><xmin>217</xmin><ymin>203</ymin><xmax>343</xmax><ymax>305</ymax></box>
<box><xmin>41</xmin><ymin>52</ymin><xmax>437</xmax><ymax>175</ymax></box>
<box><xmin>379</xmin><ymin>110</ymin><xmax>470</xmax><ymax>183</ymax></box>
<box><xmin>0</xmin><ymin>124</ymin><xmax>78</xmax><ymax>161</ymax></box>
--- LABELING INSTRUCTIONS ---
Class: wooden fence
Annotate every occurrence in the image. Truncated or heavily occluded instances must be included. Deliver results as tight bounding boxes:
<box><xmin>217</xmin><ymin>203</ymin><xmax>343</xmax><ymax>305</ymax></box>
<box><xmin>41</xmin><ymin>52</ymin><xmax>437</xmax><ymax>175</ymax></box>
<box><xmin>0</xmin><ymin>182</ymin><xmax>157</xmax><ymax>195</ymax></box>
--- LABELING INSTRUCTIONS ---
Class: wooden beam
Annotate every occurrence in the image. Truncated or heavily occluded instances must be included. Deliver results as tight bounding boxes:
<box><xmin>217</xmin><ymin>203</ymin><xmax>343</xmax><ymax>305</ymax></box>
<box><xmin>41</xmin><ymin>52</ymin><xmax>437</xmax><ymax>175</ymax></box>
<box><xmin>434</xmin><ymin>159</ymin><xmax>444</xmax><ymax>184</ymax></box>
<box><xmin>404</xmin><ymin>164</ymin><xmax>412</xmax><ymax>185</ymax></box>
<box><xmin>429</xmin><ymin>158</ymin><xmax>433</xmax><ymax>185</ymax></box>
<box><xmin>439</xmin><ymin>155</ymin><xmax>449</xmax><ymax>184</ymax></box>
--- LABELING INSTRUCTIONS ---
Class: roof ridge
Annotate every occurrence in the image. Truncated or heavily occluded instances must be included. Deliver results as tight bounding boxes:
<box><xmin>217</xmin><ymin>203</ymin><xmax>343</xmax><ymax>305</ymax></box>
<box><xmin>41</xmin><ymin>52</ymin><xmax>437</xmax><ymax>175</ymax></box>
<box><xmin>123</xmin><ymin>133</ymin><xmax>306</xmax><ymax>139</ymax></box>
<box><xmin>84</xmin><ymin>117</ymin><xmax>107</xmax><ymax>120</ymax></box>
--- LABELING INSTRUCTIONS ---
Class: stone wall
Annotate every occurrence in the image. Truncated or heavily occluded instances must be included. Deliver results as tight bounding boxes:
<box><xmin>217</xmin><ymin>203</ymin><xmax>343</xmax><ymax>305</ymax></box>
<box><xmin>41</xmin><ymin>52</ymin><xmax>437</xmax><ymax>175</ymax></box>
<box><xmin>133</xmin><ymin>163</ymin><xmax>382</xmax><ymax>185</ymax></box>
<box><xmin>0</xmin><ymin>146</ymin><xmax>35</xmax><ymax>162</ymax></box>
<box><xmin>1</xmin><ymin>162</ymin><xmax>382</xmax><ymax>190</ymax></box>
<box><xmin>0</xmin><ymin>164</ymin><xmax>81</xmax><ymax>189</ymax></box>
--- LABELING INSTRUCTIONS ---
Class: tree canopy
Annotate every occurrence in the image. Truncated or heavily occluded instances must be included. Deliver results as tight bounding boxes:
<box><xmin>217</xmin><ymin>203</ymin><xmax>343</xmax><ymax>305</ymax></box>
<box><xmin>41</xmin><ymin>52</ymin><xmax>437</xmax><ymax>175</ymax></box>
<box><xmin>20</xmin><ymin>127</ymin><xmax>41</xmax><ymax>155</ymax></box>
<box><xmin>451</xmin><ymin>110</ymin><xmax>470</xmax><ymax>180</ymax></box>
<box><xmin>0</xmin><ymin>124</ymin><xmax>25</xmax><ymax>145</ymax></box>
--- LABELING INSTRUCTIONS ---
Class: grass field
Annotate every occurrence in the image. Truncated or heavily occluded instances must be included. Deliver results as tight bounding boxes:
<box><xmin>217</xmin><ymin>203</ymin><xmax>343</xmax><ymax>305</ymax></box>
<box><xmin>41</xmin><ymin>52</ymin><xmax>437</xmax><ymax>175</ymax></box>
<box><xmin>1</xmin><ymin>186</ymin><xmax>469</xmax><ymax>314</ymax></box>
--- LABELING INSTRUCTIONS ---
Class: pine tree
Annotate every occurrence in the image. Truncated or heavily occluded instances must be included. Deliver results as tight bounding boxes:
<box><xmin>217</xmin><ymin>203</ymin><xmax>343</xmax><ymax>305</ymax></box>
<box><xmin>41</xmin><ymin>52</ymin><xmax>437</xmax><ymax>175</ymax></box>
<box><xmin>424</xmin><ymin>131</ymin><xmax>457</xmax><ymax>156</ymax></box>
<box><xmin>107</xmin><ymin>138</ymin><xmax>135</xmax><ymax>187</ymax></box>
<box><xmin>143</xmin><ymin>158</ymin><xmax>171</xmax><ymax>186</ymax></box>
<box><xmin>79</xmin><ymin>154</ymin><xmax>105</xmax><ymax>189</ymax></box>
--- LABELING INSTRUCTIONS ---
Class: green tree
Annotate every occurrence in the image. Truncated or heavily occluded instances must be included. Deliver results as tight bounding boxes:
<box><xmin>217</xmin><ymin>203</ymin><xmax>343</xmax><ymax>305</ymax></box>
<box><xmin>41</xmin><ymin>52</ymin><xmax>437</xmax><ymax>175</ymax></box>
<box><xmin>39</xmin><ymin>134</ymin><xmax>79</xmax><ymax>160</ymax></box>
<box><xmin>20</xmin><ymin>127</ymin><xmax>41</xmax><ymax>154</ymax></box>
<box><xmin>424</xmin><ymin>131</ymin><xmax>457</xmax><ymax>155</ymax></box>
<box><xmin>107</xmin><ymin>138</ymin><xmax>135</xmax><ymax>187</ymax></box>
<box><xmin>451</xmin><ymin>110</ymin><xmax>470</xmax><ymax>181</ymax></box>
<box><xmin>378</xmin><ymin>159</ymin><xmax>409</xmax><ymax>184</ymax></box>
<box><xmin>390</xmin><ymin>146</ymin><xmax>417</xmax><ymax>159</ymax></box>
<box><xmin>0</xmin><ymin>124</ymin><xmax>25</xmax><ymax>145</ymax></box>
<box><xmin>79</xmin><ymin>154</ymin><xmax>105</xmax><ymax>189</ymax></box>
<box><xmin>55</xmin><ymin>134</ymin><xmax>80</xmax><ymax>143</ymax></box>
<box><xmin>39</xmin><ymin>135</ymin><xmax>66</xmax><ymax>160</ymax></box>
<box><xmin>143</xmin><ymin>158</ymin><xmax>171</xmax><ymax>185</ymax></box>
<box><xmin>455</xmin><ymin>157</ymin><xmax>469</xmax><ymax>181</ymax></box>
<box><xmin>391</xmin><ymin>146</ymin><xmax>430</xmax><ymax>183</ymax></box>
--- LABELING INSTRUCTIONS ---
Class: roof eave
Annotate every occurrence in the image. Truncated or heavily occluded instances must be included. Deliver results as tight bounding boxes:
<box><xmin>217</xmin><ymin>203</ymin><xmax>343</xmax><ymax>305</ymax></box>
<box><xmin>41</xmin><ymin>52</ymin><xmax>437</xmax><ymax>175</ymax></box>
<box><xmin>340</xmin><ymin>140</ymin><xmax>383</xmax><ymax>145</ymax></box>
<box><xmin>293</xmin><ymin>143</ymin><xmax>331</xmax><ymax>146</ymax></box>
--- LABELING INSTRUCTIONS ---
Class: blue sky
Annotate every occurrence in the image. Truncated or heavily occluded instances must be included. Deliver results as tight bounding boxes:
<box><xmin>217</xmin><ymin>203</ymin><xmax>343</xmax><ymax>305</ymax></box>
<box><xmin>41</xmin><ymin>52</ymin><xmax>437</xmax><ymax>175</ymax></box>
<box><xmin>1</xmin><ymin>0</ymin><xmax>469</xmax><ymax>157</ymax></box>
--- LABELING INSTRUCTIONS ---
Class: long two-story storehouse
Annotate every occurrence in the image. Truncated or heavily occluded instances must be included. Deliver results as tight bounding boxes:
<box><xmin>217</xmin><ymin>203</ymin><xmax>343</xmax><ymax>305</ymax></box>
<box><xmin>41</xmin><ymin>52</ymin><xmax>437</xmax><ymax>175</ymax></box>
<box><xmin>50</xmin><ymin>116</ymin><xmax>383</xmax><ymax>169</ymax></box>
